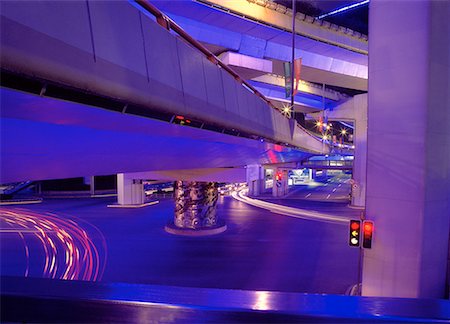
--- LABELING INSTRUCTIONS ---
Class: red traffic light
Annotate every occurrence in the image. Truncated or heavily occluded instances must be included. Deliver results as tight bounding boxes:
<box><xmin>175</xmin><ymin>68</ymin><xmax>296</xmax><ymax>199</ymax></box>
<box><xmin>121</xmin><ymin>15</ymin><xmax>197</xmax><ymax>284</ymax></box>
<box><xmin>276</xmin><ymin>171</ymin><xmax>282</xmax><ymax>181</ymax></box>
<box><xmin>362</xmin><ymin>220</ymin><xmax>374</xmax><ymax>249</ymax></box>
<box><xmin>348</xmin><ymin>220</ymin><xmax>361</xmax><ymax>247</ymax></box>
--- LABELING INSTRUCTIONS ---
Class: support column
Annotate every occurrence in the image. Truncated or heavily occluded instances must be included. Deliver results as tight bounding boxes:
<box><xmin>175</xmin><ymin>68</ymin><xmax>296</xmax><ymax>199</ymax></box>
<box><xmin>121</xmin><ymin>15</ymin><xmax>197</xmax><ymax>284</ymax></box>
<box><xmin>90</xmin><ymin>176</ymin><xmax>95</xmax><ymax>196</ymax></box>
<box><xmin>117</xmin><ymin>173</ymin><xmax>144</xmax><ymax>205</ymax></box>
<box><xmin>351</xmin><ymin>94</ymin><xmax>367</xmax><ymax>208</ymax></box>
<box><xmin>308</xmin><ymin>93</ymin><xmax>368</xmax><ymax>208</ymax></box>
<box><xmin>272</xmin><ymin>169</ymin><xmax>288</xmax><ymax>197</ymax></box>
<box><xmin>246</xmin><ymin>164</ymin><xmax>264</xmax><ymax>196</ymax></box>
<box><xmin>363</xmin><ymin>0</ymin><xmax>450</xmax><ymax>298</ymax></box>
<box><xmin>165</xmin><ymin>181</ymin><xmax>226</xmax><ymax>235</ymax></box>
<box><xmin>311</xmin><ymin>169</ymin><xmax>317</xmax><ymax>180</ymax></box>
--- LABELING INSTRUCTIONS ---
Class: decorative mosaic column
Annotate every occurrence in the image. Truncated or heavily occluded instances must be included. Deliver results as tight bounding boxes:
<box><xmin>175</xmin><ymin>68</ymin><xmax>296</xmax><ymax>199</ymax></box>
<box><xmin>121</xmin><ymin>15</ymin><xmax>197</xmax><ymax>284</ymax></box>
<box><xmin>165</xmin><ymin>181</ymin><xmax>226</xmax><ymax>236</ymax></box>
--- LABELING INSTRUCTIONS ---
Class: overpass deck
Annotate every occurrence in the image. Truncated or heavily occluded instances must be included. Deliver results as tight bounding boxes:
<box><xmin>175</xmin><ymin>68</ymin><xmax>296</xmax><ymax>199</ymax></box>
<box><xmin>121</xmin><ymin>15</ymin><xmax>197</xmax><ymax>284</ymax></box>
<box><xmin>1</xmin><ymin>0</ymin><xmax>330</xmax><ymax>183</ymax></box>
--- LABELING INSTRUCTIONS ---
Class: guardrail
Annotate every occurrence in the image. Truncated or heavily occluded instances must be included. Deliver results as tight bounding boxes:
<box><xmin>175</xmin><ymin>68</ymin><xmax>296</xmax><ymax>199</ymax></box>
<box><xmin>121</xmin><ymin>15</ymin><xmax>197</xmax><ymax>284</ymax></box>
<box><xmin>302</xmin><ymin>160</ymin><xmax>353</xmax><ymax>167</ymax></box>
<box><xmin>2</xmin><ymin>276</ymin><xmax>449</xmax><ymax>323</ymax></box>
<box><xmin>301</xmin><ymin>160</ymin><xmax>353</xmax><ymax>170</ymax></box>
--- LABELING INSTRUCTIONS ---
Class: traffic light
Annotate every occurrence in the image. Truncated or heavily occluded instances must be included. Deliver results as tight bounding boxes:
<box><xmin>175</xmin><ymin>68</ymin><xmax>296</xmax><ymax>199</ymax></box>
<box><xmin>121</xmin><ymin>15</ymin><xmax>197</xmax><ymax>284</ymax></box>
<box><xmin>348</xmin><ymin>220</ymin><xmax>360</xmax><ymax>247</ymax></box>
<box><xmin>275</xmin><ymin>171</ymin><xmax>282</xmax><ymax>181</ymax></box>
<box><xmin>362</xmin><ymin>221</ymin><xmax>374</xmax><ymax>249</ymax></box>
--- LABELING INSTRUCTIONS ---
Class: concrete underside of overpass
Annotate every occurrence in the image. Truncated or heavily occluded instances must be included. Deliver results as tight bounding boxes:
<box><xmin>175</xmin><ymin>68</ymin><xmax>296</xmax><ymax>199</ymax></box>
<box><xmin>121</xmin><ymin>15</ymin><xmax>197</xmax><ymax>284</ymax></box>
<box><xmin>0</xmin><ymin>0</ymin><xmax>330</xmax><ymax>174</ymax></box>
<box><xmin>0</xmin><ymin>87</ymin><xmax>316</xmax><ymax>183</ymax></box>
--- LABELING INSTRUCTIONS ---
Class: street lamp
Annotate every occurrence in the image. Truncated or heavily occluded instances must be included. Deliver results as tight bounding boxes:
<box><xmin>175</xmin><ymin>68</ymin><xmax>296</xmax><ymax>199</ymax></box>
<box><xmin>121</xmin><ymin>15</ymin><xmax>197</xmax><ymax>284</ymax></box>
<box><xmin>282</xmin><ymin>103</ymin><xmax>292</xmax><ymax>118</ymax></box>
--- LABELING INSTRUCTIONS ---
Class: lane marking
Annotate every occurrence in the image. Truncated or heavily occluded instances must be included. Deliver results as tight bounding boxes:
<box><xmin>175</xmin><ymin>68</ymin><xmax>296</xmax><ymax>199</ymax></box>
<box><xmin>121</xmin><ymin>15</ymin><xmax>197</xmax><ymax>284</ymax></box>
<box><xmin>305</xmin><ymin>193</ymin><xmax>311</xmax><ymax>198</ymax></box>
<box><xmin>326</xmin><ymin>194</ymin><xmax>331</xmax><ymax>199</ymax></box>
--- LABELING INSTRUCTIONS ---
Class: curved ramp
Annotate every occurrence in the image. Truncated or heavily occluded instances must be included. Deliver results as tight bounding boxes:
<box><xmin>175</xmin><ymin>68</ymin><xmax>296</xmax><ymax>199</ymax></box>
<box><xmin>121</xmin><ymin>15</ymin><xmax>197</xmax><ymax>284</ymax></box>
<box><xmin>0</xmin><ymin>0</ymin><xmax>326</xmax><ymax>155</ymax></box>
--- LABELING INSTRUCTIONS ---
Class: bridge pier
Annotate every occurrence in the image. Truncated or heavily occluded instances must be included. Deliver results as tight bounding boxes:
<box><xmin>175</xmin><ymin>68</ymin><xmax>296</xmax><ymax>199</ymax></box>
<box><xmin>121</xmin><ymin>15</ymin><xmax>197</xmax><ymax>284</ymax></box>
<box><xmin>165</xmin><ymin>181</ymin><xmax>226</xmax><ymax>236</ymax></box>
<box><xmin>363</xmin><ymin>0</ymin><xmax>450</xmax><ymax>298</ymax></box>
<box><xmin>117</xmin><ymin>173</ymin><xmax>145</xmax><ymax>206</ymax></box>
<box><xmin>272</xmin><ymin>168</ymin><xmax>288</xmax><ymax>197</ymax></box>
<box><xmin>307</xmin><ymin>94</ymin><xmax>368</xmax><ymax>208</ymax></box>
<box><xmin>246</xmin><ymin>164</ymin><xmax>264</xmax><ymax>196</ymax></box>
<box><xmin>311</xmin><ymin>169</ymin><xmax>317</xmax><ymax>180</ymax></box>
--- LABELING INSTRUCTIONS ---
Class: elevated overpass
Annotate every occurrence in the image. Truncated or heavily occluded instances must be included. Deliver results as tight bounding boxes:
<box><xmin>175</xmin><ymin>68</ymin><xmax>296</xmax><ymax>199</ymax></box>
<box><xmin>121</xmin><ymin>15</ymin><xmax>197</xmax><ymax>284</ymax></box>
<box><xmin>0</xmin><ymin>0</ymin><xmax>329</xmax><ymax>184</ymax></box>
<box><xmin>151</xmin><ymin>0</ymin><xmax>368</xmax><ymax>113</ymax></box>
<box><xmin>1</xmin><ymin>0</ymin><xmax>448</xmax><ymax>305</ymax></box>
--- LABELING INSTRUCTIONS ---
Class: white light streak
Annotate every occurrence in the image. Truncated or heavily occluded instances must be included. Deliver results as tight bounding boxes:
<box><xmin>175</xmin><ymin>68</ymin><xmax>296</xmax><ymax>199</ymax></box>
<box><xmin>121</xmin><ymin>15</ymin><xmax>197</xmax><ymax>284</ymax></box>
<box><xmin>232</xmin><ymin>190</ymin><xmax>350</xmax><ymax>224</ymax></box>
<box><xmin>317</xmin><ymin>0</ymin><xmax>369</xmax><ymax>20</ymax></box>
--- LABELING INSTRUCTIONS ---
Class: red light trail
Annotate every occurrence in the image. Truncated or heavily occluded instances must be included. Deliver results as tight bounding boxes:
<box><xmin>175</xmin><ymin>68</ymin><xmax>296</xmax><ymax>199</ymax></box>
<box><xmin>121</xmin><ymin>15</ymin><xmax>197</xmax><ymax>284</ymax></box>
<box><xmin>0</xmin><ymin>208</ymin><xmax>106</xmax><ymax>281</ymax></box>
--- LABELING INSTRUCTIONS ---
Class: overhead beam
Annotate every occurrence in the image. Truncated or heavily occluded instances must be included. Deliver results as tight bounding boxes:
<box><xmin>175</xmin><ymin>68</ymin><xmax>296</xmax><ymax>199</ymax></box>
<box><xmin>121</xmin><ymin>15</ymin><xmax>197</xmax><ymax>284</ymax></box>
<box><xmin>117</xmin><ymin>168</ymin><xmax>246</xmax><ymax>182</ymax></box>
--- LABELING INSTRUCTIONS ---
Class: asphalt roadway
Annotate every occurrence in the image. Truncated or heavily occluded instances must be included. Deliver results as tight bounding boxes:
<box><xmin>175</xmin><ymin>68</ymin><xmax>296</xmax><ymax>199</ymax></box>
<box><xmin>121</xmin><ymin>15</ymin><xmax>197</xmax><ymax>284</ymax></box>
<box><xmin>1</xmin><ymin>175</ymin><xmax>360</xmax><ymax>294</ymax></box>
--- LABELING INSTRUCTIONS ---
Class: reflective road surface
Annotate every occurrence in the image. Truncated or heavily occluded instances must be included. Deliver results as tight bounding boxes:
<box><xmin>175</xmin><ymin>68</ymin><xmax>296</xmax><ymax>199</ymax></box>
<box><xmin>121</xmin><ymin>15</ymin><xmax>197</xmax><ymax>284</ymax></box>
<box><xmin>1</xmin><ymin>177</ymin><xmax>360</xmax><ymax>294</ymax></box>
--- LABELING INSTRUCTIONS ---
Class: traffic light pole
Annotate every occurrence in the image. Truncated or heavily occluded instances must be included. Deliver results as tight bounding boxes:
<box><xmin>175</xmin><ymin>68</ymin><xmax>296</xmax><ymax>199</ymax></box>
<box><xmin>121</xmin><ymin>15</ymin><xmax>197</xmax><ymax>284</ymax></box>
<box><xmin>290</xmin><ymin>0</ymin><xmax>296</xmax><ymax>121</ymax></box>
<box><xmin>357</xmin><ymin>210</ymin><xmax>365</xmax><ymax>295</ymax></box>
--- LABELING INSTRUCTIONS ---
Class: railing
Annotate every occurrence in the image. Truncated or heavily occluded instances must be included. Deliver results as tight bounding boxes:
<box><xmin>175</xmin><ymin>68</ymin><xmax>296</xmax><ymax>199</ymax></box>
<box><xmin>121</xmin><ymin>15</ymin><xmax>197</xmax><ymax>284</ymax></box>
<box><xmin>146</xmin><ymin>193</ymin><xmax>174</xmax><ymax>199</ymax></box>
<box><xmin>0</xmin><ymin>181</ymin><xmax>33</xmax><ymax>195</ymax></box>
<box><xmin>302</xmin><ymin>160</ymin><xmax>353</xmax><ymax>167</ymax></box>
<box><xmin>2</xmin><ymin>276</ymin><xmax>449</xmax><ymax>323</ymax></box>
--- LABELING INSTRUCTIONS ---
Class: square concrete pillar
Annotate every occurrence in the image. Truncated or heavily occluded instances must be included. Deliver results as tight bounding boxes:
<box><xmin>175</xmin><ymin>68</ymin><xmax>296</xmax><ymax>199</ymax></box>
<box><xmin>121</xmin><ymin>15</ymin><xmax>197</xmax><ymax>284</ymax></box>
<box><xmin>246</xmin><ymin>164</ymin><xmax>264</xmax><ymax>196</ymax></box>
<box><xmin>117</xmin><ymin>173</ymin><xmax>145</xmax><ymax>205</ymax></box>
<box><xmin>363</xmin><ymin>0</ymin><xmax>450</xmax><ymax>298</ymax></box>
